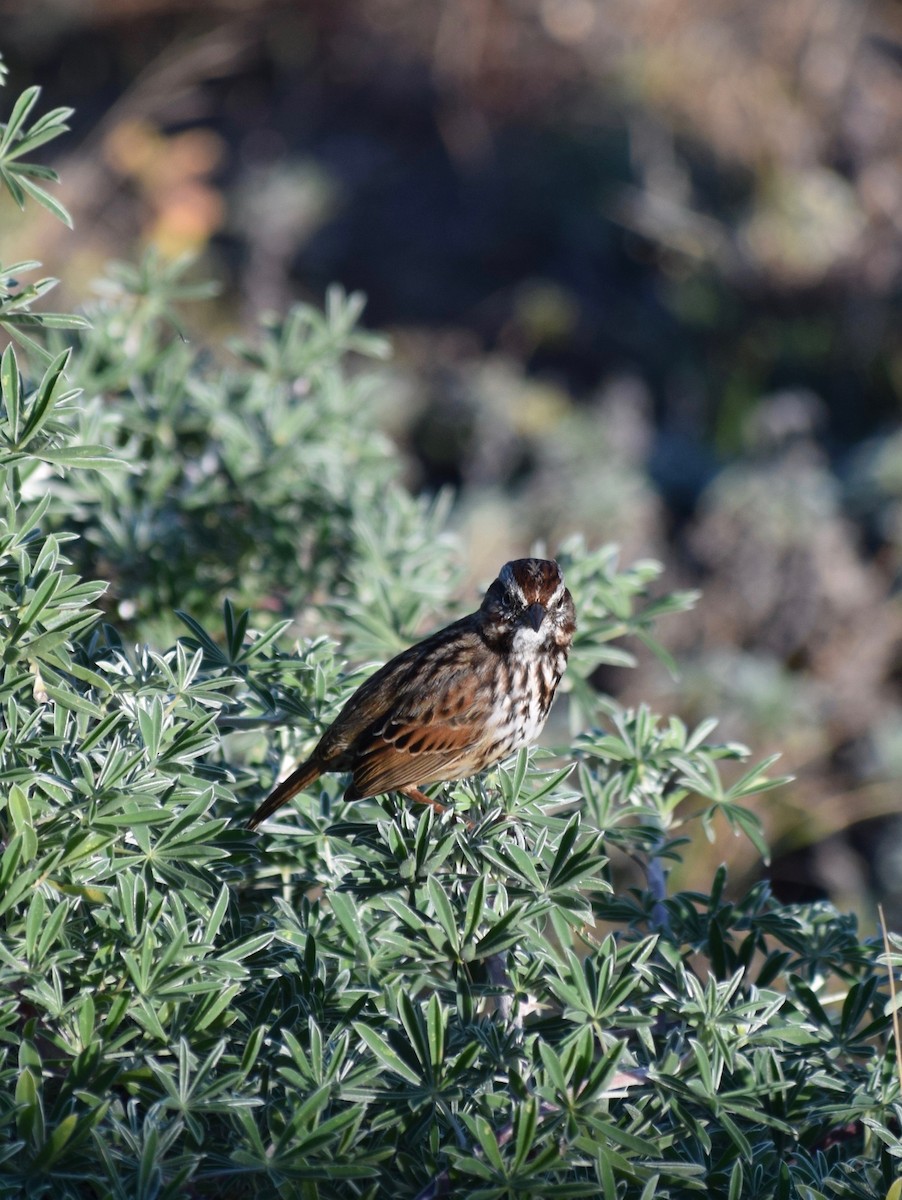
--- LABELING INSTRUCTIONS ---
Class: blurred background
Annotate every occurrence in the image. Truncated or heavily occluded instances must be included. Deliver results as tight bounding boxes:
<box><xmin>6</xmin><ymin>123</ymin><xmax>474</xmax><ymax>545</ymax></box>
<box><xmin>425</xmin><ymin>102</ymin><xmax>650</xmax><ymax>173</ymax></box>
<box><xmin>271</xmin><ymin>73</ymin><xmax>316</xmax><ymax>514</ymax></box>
<box><xmin>4</xmin><ymin>0</ymin><xmax>902</xmax><ymax>922</ymax></box>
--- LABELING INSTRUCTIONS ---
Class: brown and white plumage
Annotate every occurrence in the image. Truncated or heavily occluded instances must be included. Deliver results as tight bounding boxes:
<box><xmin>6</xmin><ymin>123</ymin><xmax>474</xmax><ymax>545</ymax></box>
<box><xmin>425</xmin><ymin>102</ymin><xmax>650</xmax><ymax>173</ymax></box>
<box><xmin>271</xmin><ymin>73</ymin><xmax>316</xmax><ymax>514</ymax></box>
<box><xmin>247</xmin><ymin>558</ymin><xmax>576</xmax><ymax>829</ymax></box>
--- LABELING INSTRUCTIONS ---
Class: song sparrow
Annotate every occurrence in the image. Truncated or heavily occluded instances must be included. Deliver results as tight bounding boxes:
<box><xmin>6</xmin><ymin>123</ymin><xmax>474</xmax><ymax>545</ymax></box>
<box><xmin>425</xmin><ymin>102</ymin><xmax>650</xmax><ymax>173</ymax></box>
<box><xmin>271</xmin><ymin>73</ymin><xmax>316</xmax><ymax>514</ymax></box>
<box><xmin>247</xmin><ymin>558</ymin><xmax>576</xmax><ymax>829</ymax></box>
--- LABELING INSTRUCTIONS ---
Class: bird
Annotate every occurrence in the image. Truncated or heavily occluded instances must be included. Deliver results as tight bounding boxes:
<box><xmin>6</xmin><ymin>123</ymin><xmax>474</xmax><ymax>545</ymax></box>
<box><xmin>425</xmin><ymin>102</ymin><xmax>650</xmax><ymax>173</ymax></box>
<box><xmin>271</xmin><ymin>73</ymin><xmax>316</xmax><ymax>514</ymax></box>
<box><xmin>247</xmin><ymin>558</ymin><xmax>576</xmax><ymax>829</ymax></box>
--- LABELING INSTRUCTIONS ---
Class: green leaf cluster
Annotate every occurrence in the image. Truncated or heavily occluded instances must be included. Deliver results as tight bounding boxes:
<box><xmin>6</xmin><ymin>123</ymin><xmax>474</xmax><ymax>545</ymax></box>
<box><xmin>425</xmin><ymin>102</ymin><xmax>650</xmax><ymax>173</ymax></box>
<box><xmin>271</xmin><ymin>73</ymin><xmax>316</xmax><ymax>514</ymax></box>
<box><xmin>1</xmin><ymin>64</ymin><xmax>901</xmax><ymax>1200</ymax></box>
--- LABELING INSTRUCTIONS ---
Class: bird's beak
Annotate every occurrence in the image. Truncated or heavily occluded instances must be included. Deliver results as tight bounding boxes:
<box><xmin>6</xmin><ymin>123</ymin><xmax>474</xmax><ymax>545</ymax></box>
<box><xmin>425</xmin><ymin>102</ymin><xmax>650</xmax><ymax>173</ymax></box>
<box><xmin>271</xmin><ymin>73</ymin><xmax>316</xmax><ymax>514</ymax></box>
<box><xmin>525</xmin><ymin>602</ymin><xmax>546</xmax><ymax>631</ymax></box>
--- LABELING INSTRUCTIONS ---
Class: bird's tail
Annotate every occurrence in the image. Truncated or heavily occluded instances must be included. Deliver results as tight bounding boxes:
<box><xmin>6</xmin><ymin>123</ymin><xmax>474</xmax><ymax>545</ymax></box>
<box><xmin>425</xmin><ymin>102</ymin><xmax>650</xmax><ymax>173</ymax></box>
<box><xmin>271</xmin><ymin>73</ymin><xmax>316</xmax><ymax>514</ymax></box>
<box><xmin>247</xmin><ymin>758</ymin><xmax>321</xmax><ymax>829</ymax></box>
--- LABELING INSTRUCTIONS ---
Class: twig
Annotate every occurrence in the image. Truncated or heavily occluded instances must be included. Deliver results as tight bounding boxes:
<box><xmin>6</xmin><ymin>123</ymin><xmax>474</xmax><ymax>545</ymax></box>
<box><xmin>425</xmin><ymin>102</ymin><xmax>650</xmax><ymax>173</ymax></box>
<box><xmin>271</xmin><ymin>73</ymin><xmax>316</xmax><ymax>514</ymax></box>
<box><xmin>484</xmin><ymin>950</ymin><xmax>514</xmax><ymax>1023</ymax></box>
<box><xmin>645</xmin><ymin>854</ymin><xmax>672</xmax><ymax>938</ymax></box>
<box><xmin>878</xmin><ymin>904</ymin><xmax>902</xmax><ymax>1097</ymax></box>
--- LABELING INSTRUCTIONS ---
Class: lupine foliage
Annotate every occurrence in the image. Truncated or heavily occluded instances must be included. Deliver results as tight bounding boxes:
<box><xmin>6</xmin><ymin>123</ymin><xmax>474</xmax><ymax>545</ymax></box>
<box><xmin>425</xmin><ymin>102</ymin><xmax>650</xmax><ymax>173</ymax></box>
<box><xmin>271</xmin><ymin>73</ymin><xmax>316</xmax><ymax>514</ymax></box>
<box><xmin>1</xmin><ymin>68</ymin><xmax>901</xmax><ymax>1200</ymax></box>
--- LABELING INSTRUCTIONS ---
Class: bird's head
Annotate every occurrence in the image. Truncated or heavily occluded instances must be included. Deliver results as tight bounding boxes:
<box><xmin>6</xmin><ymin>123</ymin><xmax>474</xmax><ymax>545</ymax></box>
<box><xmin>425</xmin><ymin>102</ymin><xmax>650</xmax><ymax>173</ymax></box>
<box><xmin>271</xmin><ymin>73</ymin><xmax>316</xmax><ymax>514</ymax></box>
<box><xmin>479</xmin><ymin>558</ymin><xmax>576</xmax><ymax>655</ymax></box>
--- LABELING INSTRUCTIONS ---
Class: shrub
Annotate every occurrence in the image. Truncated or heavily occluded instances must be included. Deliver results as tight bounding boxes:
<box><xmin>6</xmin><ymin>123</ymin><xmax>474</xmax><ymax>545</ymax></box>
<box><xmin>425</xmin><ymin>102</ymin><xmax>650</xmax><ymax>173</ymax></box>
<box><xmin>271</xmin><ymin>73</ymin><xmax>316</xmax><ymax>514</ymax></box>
<box><xmin>1</xmin><ymin>65</ymin><xmax>901</xmax><ymax>1200</ymax></box>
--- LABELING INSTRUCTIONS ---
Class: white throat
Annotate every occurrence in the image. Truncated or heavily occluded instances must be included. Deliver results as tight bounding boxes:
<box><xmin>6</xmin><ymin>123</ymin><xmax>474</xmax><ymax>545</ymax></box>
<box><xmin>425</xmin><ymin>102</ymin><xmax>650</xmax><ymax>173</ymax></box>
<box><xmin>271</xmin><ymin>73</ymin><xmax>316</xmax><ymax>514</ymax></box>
<box><xmin>511</xmin><ymin>624</ymin><xmax>548</xmax><ymax>658</ymax></box>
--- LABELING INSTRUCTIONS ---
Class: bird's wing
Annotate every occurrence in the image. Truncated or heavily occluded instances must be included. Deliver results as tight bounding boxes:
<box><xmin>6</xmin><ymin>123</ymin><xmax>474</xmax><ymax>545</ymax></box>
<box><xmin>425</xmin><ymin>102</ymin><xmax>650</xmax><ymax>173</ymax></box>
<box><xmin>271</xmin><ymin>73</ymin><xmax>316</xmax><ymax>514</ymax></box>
<box><xmin>347</xmin><ymin>717</ymin><xmax>485</xmax><ymax>799</ymax></box>
<box><xmin>316</xmin><ymin>620</ymin><xmax>476</xmax><ymax>753</ymax></box>
<box><xmin>315</xmin><ymin>619</ymin><xmax>495</xmax><ymax>798</ymax></box>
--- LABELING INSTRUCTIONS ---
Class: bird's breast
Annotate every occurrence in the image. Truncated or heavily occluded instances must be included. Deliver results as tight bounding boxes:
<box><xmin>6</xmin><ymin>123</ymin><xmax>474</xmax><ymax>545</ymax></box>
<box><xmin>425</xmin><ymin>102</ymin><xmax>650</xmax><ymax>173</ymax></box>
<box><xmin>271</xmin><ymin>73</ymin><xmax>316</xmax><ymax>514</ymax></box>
<box><xmin>487</xmin><ymin>647</ymin><xmax>564</xmax><ymax>752</ymax></box>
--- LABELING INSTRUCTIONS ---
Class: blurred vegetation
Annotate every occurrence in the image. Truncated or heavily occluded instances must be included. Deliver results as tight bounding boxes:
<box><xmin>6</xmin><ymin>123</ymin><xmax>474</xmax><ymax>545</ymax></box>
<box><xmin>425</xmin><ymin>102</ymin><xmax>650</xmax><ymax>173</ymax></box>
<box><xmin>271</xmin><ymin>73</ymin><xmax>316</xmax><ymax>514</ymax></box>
<box><xmin>4</xmin><ymin>0</ymin><xmax>902</xmax><ymax>917</ymax></box>
<box><xmin>4</xmin><ymin>64</ymin><xmax>902</xmax><ymax>1198</ymax></box>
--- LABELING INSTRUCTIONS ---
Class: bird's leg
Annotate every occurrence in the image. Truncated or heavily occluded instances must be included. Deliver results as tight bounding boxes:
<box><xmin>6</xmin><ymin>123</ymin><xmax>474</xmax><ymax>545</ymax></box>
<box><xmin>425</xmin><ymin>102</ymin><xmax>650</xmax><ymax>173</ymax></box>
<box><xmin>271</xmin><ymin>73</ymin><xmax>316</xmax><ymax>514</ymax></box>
<box><xmin>398</xmin><ymin>785</ymin><xmax>474</xmax><ymax>830</ymax></box>
<box><xmin>398</xmin><ymin>785</ymin><xmax>450</xmax><ymax>816</ymax></box>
